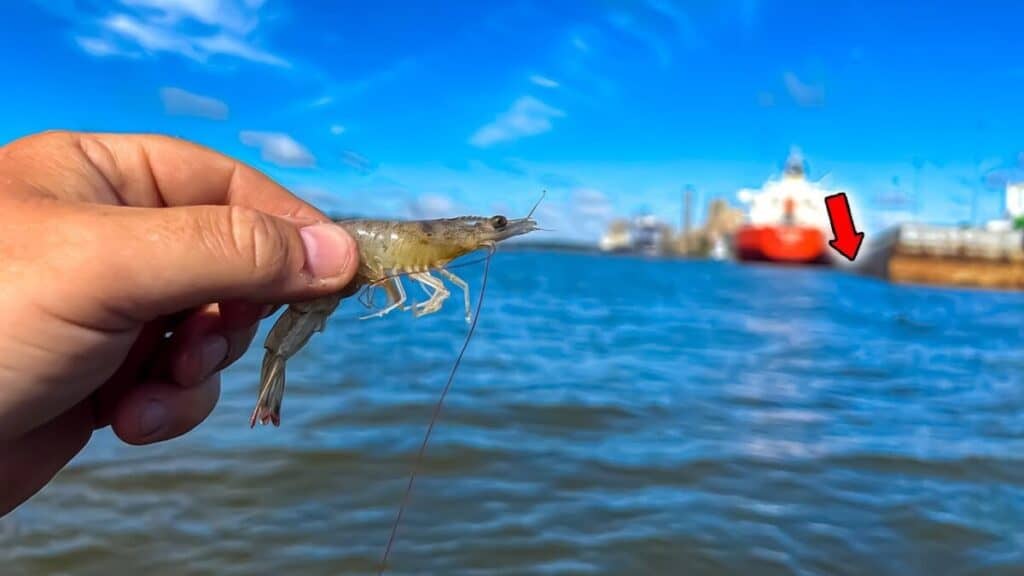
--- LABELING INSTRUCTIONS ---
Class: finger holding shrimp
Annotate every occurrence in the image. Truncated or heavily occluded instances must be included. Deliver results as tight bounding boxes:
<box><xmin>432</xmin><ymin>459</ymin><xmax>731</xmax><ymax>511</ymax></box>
<box><xmin>164</xmin><ymin>302</ymin><xmax>264</xmax><ymax>388</ymax></box>
<box><xmin>0</xmin><ymin>129</ymin><xmax>361</xmax><ymax>516</ymax></box>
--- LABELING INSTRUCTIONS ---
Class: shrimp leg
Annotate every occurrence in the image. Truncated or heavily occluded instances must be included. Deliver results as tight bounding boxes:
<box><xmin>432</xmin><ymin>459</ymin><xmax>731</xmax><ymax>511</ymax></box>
<box><xmin>409</xmin><ymin>271</ymin><xmax>450</xmax><ymax>318</ymax></box>
<box><xmin>439</xmin><ymin>269</ymin><xmax>472</xmax><ymax>323</ymax></box>
<box><xmin>360</xmin><ymin>276</ymin><xmax>408</xmax><ymax>320</ymax></box>
<box><xmin>358</xmin><ymin>284</ymin><xmax>378</xmax><ymax>310</ymax></box>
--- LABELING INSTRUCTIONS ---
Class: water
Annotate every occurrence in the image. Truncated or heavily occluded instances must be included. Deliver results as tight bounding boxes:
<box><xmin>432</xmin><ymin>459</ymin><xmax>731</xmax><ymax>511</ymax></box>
<box><xmin>4</xmin><ymin>251</ymin><xmax>1024</xmax><ymax>575</ymax></box>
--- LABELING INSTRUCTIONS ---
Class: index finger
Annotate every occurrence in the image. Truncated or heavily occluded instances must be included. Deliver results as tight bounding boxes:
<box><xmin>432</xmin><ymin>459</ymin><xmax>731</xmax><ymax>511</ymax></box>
<box><xmin>1</xmin><ymin>130</ymin><xmax>328</xmax><ymax>223</ymax></box>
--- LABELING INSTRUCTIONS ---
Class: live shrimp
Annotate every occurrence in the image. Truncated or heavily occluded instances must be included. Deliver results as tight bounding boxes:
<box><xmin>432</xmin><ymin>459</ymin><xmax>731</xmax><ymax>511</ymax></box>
<box><xmin>249</xmin><ymin>194</ymin><xmax>544</xmax><ymax>573</ymax></box>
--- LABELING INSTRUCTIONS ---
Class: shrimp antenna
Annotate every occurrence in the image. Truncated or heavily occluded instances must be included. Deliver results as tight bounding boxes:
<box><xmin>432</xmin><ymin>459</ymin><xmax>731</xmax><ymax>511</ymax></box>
<box><xmin>378</xmin><ymin>244</ymin><xmax>496</xmax><ymax>574</ymax></box>
<box><xmin>526</xmin><ymin>189</ymin><xmax>546</xmax><ymax>219</ymax></box>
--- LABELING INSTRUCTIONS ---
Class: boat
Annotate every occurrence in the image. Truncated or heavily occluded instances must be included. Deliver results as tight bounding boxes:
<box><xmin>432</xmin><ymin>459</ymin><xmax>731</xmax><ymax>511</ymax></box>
<box><xmin>733</xmin><ymin>150</ymin><xmax>837</xmax><ymax>265</ymax></box>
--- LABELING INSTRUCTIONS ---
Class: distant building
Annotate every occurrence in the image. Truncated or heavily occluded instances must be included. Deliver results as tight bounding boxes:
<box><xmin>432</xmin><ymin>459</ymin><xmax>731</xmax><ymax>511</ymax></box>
<box><xmin>986</xmin><ymin>182</ymin><xmax>1024</xmax><ymax>232</ymax></box>
<box><xmin>599</xmin><ymin>219</ymin><xmax>631</xmax><ymax>252</ymax></box>
<box><xmin>599</xmin><ymin>214</ymin><xmax>670</xmax><ymax>255</ymax></box>
<box><xmin>1009</xmin><ymin>182</ymin><xmax>1023</xmax><ymax>220</ymax></box>
<box><xmin>631</xmin><ymin>214</ymin><xmax>663</xmax><ymax>255</ymax></box>
<box><xmin>703</xmin><ymin>199</ymin><xmax>746</xmax><ymax>259</ymax></box>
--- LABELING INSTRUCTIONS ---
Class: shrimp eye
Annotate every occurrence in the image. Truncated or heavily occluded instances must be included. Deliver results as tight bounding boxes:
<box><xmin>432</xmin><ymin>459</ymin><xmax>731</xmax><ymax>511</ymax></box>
<box><xmin>491</xmin><ymin>215</ymin><xmax>508</xmax><ymax>229</ymax></box>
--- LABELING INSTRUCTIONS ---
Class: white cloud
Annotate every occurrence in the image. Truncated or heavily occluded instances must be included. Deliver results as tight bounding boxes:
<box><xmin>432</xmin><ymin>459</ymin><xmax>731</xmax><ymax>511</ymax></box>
<box><xmin>783</xmin><ymin>71</ymin><xmax>825</xmax><ymax>107</ymax></box>
<box><xmin>330</xmin><ymin>124</ymin><xmax>346</xmax><ymax>135</ymax></box>
<box><xmin>530</xmin><ymin>74</ymin><xmax>559</xmax><ymax>88</ymax></box>
<box><xmin>121</xmin><ymin>0</ymin><xmax>261</xmax><ymax>34</ymax></box>
<box><xmin>73</xmin><ymin>1</ymin><xmax>286</xmax><ymax>67</ymax></box>
<box><xmin>194</xmin><ymin>33</ymin><xmax>287</xmax><ymax>67</ymax></box>
<box><xmin>407</xmin><ymin>194</ymin><xmax>457</xmax><ymax>219</ymax></box>
<box><xmin>469</xmin><ymin>96</ymin><xmax>565</xmax><ymax>148</ymax></box>
<box><xmin>239</xmin><ymin>131</ymin><xmax>315</xmax><ymax>168</ymax></box>
<box><xmin>104</xmin><ymin>13</ymin><xmax>197</xmax><ymax>57</ymax></box>
<box><xmin>160</xmin><ymin>87</ymin><xmax>229</xmax><ymax>120</ymax></box>
<box><xmin>75</xmin><ymin>36</ymin><xmax>123</xmax><ymax>57</ymax></box>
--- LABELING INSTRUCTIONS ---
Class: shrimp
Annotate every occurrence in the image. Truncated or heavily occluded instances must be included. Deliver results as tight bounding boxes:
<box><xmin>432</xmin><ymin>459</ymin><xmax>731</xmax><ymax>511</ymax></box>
<box><xmin>249</xmin><ymin>209</ymin><xmax>540</xmax><ymax>427</ymax></box>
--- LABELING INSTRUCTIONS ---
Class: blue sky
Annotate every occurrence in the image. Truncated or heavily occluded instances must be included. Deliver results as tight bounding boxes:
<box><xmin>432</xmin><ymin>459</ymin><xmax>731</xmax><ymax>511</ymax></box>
<box><xmin>2</xmin><ymin>0</ymin><xmax>1023</xmax><ymax>241</ymax></box>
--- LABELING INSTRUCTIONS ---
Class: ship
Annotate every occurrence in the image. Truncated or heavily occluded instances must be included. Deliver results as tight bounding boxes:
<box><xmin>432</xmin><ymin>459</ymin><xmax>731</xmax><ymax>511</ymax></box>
<box><xmin>733</xmin><ymin>150</ymin><xmax>838</xmax><ymax>265</ymax></box>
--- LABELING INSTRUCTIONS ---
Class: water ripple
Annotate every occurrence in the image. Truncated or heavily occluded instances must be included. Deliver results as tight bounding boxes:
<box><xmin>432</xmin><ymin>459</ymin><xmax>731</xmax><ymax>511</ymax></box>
<box><xmin>4</xmin><ymin>253</ymin><xmax>1024</xmax><ymax>575</ymax></box>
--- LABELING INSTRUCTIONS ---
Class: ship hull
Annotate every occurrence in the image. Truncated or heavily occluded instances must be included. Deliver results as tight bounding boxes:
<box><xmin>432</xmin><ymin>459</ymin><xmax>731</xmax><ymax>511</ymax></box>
<box><xmin>734</xmin><ymin>225</ymin><xmax>828</xmax><ymax>265</ymax></box>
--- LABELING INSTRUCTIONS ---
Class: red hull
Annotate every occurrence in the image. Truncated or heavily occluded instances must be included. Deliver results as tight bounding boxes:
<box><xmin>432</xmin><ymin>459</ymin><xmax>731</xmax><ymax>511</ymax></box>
<box><xmin>734</xmin><ymin>225</ymin><xmax>827</xmax><ymax>264</ymax></box>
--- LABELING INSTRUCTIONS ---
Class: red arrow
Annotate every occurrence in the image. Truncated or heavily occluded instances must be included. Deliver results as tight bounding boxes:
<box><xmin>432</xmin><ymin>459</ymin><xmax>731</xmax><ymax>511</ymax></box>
<box><xmin>824</xmin><ymin>193</ymin><xmax>864</xmax><ymax>261</ymax></box>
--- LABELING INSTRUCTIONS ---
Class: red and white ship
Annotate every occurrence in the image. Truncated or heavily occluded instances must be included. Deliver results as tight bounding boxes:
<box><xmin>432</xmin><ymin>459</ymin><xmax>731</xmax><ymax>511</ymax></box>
<box><xmin>733</xmin><ymin>150</ymin><xmax>836</xmax><ymax>265</ymax></box>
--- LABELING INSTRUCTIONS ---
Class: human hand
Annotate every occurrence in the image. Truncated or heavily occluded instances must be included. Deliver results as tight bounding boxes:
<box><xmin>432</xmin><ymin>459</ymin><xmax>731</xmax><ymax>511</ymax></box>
<box><xmin>0</xmin><ymin>131</ymin><xmax>359</xmax><ymax>515</ymax></box>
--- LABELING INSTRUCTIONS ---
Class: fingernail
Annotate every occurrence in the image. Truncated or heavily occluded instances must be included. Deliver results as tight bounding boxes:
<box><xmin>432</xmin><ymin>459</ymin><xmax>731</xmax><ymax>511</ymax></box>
<box><xmin>199</xmin><ymin>334</ymin><xmax>229</xmax><ymax>380</ymax></box>
<box><xmin>139</xmin><ymin>400</ymin><xmax>167</xmax><ymax>438</ymax></box>
<box><xmin>299</xmin><ymin>223</ymin><xmax>357</xmax><ymax>280</ymax></box>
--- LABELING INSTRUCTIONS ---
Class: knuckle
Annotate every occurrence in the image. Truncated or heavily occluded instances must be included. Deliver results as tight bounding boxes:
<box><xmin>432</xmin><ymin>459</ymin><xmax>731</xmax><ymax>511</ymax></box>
<box><xmin>222</xmin><ymin>206</ymin><xmax>292</xmax><ymax>282</ymax></box>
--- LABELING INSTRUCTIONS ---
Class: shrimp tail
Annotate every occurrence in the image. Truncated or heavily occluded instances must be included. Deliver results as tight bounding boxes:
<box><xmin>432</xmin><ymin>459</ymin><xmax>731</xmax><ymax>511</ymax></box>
<box><xmin>250</xmin><ymin>294</ymin><xmax>343</xmax><ymax>428</ymax></box>
<box><xmin>251</xmin><ymin>349</ymin><xmax>287</xmax><ymax>427</ymax></box>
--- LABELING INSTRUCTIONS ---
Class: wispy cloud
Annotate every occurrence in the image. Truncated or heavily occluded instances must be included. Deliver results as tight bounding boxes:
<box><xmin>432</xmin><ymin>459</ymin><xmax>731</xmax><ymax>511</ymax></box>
<box><xmin>160</xmin><ymin>87</ymin><xmax>229</xmax><ymax>120</ymax></box>
<box><xmin>783</xmin><ymin>71</ymin><xmax>825</xmax><ymax>107</ymax></box>
<box><xmin>522</xmin><ymin>187</ymin><xmax>615</xmax><ymax>242</ymax></box>
<box><xmin>104</xmin><ymin>13</ymin><xmax>195</xmax><ymax>56</ymax></box>
<box><xmin>606</xmin><ymin>10</ymin><xmax>672</xmax><ymax>66</ymax></box>
<box><xmin>572</xmin><ymin>33</ymin><xmax>590</xmax><ymax>53</ymax></box>
<box><xmin>646</xmin><ymin>0</ymin><xmax>698</xmax><ymax>46</ymax></box>
<box><xmin>341</xmin><ymin>150</ymin><xmax>376</xmax><ymax>175</ymax></box>
<box><xmin>983</xmin><ymin>166</ymin><xmax>1024</xmax><ymax>190</ymax></box>
<box><xmin>75</xmin><ymin>36</ymin><xmax>124</xmax><ymax>57</ymax></box>
<box><xmin>309</xmin><ymin>95</ymin><xmax>334</xmax><ymax>108</ymax></box>
<box><xmin>193</xmin><ymin>33</ymin><xmax>287</xmax><ymax>66</ymax></box>
<box><xmin>312</xmin><ymin>57</ymin><xmax>418</xmax><ymax>106</ymax></box>
<box><xmin>292</xmin><ymin>186</ymin><xmax>347</xmax><ymax>215</ymax></box>
<box><xmin>121</xmin><ymin>0</ymin><xmax>263</xmax><ymax>34</ymax></box>
<box><xmin>239</xmin><ymin>131</ymin><xmax>315</xmax><ymax>168</ymax></box>
<box><xmin>71</xmin><ymin>0</ymin><xmax>287</xmax><ymax>67</ymax></box>
<box><xmin>330</xmin><ymin>124</ymin><xmax>346</xmax><ymax>135</ymax></box>
<box><xmin>601</xmin><ymin>1</ymin><xmax>702</xmax><ymax>68</ymax></box>
<box><xmin>530</xmin><ymin>74</ymin><xmax>560</xmax><ymax>88</ymax></box>
<box><xmin>469</xmin><ymin>96</ymin><xmax>565</xmax><ymax>148</ymax></box>
<box><xmin>572</xmin><ymin>187</ymin><xmax>615</xmax><ymax>220</ymax></box>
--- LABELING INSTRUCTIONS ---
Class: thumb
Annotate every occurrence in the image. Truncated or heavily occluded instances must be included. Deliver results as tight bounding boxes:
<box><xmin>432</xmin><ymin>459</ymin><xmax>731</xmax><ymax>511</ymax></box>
<box><xmin>87</xmin><ymin>204</ymin><xmax>359</xmax><ymax>320</ymax></box>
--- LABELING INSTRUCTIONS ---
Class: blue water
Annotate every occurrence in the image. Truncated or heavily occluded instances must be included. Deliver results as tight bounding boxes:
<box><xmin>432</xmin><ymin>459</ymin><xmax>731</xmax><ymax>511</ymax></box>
<box><xmin>4</xmin><ymin>251</ymin><xmax>1024</xmax><ymax>575</ymax></box>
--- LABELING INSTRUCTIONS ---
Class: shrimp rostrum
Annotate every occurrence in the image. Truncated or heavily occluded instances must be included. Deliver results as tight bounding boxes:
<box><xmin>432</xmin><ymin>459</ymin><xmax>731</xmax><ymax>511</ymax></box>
<box><xmin>250</xmin><ymin>211</ymin><xmax>539</xmax><ymax>427</ymax></box>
